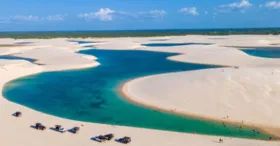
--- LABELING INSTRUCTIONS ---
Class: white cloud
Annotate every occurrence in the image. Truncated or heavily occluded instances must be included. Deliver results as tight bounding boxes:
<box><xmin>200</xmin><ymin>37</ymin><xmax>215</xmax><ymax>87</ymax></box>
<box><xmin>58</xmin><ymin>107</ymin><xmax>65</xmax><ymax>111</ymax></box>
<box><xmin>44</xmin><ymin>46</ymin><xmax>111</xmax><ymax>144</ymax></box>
<box><xmin>179</xmin><ymin>7</ymin><xmax>199</xmax><ymax>16</ymax></box>
<box><xmin>139</xmin><ymin>10</ymin><xmax>167</xmax><ymax>18</ymax></box>
<box><xmin>218</xmin><ymin>0</ymin><xmax>252</xmax><ymax>12</ymax></box>
<box><xmin>12</xmin><ymin>15</ymin><xmax>40</xmax><ymax>21</ymax></box>
<box><xmin>265</xmin><ymin>1</ymin><xmax>280</xmax><ymax>9</ymax></box>
<box><xmin>95</xmin><ymin>8</ymin><xmax>115</xmax><ymax>21</ymax></box>
<box><xmin>9</xmin><ymin>14</ymin><xmax>67</xmax><ymax>22</ymax></box>
<box><xmin>79</xmin><ymin>8</ymin><xmax>115</xmax><ymax>21</ymax></box>
<box><xmin>45</xmin><ymin>14</ymin><xmax>67</xmax><ymax>21</ymax></box>
<box><xmin>78</xmin><ymin>13</ymin><xmax>95</xmax><ymax>20</ymax></box>
<box><xmin>117</xmin><ymin>11</ymin><xmax>136</xmax><ymax>17</ymax></box>
<box><xmin>220</xmin><ymin>0</ymin><xmax>252</xmax><ymax>8</ymax></box>
<box><xmin>79</xmin><ymin>9</ymin><xmax>167</xmax><ymax>21</ymax></box>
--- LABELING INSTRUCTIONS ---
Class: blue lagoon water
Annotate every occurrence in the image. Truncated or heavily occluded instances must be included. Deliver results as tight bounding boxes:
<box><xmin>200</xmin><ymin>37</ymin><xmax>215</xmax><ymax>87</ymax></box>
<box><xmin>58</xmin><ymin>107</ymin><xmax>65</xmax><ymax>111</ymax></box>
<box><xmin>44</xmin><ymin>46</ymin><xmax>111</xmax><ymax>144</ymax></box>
<box><xmin>0</xmin><ymin>55</ymin><xmax>36</xmax><ymax>62</ymax></box>
<box><xmin>69</xmin><ymin>40</ymin><xmax>94</xmax><ymax>44</ymax></box>
<box><xmin>3</xmin><ymin>49</ymin><xmax>274</xmax><ymax>140</ymax></box>
<box><xmin>15</xmin><ymin>42</ymin><xmax>33</xmax><ymax>45</ymax></box>
<box><xmin>142</xmin><ymin>43</ymin><xmax>211</xmax><ymax>47</ymax></box>
<box><xmin>242</xmin><ymin>48</ymin><xmax>280</xmax><ymax>58</ymax></box>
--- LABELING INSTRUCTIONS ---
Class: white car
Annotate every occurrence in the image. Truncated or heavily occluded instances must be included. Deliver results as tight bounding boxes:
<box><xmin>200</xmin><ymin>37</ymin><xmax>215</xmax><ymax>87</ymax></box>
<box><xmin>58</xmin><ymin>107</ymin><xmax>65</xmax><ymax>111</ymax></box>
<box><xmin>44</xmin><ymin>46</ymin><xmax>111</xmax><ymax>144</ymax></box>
<box><xmin>92</xmin><ymin>136</ymin><xmax>106</xmax><ymax>143</ymax></box>
<box><xmin>54</xmin><ymin>125</ymin><xmax>66</xmax><ymax>133</ymax></box>
<box><xmin>58</xmin><ymin>127</ymin><xmax>66</xmax><ymax>133</ymax></box>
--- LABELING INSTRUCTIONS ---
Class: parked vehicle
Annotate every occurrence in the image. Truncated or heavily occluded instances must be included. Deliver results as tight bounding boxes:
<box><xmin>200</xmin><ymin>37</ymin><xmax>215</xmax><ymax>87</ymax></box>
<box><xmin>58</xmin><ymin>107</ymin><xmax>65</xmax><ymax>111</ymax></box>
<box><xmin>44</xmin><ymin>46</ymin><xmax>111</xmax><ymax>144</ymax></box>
<box><xmin>117</xmin><ymin>137</ymin><xmax>131</xmax><ymax>144</ymax></box>
<box><xmin>104</xmin><ymin>133</ymin><xmax>114</xmax><ymax>140</ymax></box>
<box><xmin>92</xmin><ymin>135</ymin><xmax>106</xmax><ymax>143</ymax></box>
<box><xmin>35</xmin><ymin>123</ymin><xmax>46</xmax><ymax>130</ymax></box>
<box><xmin>70</xmin><ymin>127</ymin><xmax>80</xmax><ymax>134</ymax></box>
<box><xmin>55</xmin><ymin>125</ymin><xmax>66</xmax><ymax>133</ymax></box>
<box><xmin>13</xmin><ymin>111</ymin><xmax>22</xmax><ymax>117</ymax></box>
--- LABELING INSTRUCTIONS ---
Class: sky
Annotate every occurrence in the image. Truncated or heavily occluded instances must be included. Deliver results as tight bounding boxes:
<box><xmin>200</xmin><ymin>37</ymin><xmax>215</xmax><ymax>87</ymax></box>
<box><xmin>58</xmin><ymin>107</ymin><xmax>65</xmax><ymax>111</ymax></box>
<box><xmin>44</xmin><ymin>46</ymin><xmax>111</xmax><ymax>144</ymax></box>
<box><xmin>0</xmin><ymin>0</ymin><xmax>280</xmax><ymax>31</ymax></box>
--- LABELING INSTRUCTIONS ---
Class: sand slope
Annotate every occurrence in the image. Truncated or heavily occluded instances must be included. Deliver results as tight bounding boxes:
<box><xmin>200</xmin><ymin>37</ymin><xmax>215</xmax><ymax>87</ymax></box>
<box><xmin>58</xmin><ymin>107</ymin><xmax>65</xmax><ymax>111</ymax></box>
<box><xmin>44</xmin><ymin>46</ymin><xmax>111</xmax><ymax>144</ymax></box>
<box><xmin>124</xmin><ymin>67</ymin><xmax>280</xmax><ymax>128</ymax></box>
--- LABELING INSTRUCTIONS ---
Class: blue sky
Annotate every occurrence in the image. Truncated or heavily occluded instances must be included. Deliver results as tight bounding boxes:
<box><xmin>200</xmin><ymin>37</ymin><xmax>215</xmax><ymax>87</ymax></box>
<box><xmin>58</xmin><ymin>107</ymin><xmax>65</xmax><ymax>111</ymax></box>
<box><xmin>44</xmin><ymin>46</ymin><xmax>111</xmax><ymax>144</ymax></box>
<box><xmin>0</xmin><ymin>0</ymin><xmax>280</xmax><ymax>31</ymax></box>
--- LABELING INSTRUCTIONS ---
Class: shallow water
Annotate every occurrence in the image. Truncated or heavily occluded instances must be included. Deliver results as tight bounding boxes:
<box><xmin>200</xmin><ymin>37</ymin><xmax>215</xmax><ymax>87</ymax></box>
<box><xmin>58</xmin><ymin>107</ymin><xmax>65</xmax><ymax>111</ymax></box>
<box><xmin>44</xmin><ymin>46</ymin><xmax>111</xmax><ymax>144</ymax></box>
<box><xmin>242</xmin><ymin>48</ymin><xmax>280</xmax><ymax>58</ymax></box>
<box><xmin>15</xmin><ymin>42</ymin><xmax>33</xmax><ymax>44</ymax></box>
<box><xmin>142</xmin><ymin>43</ymin><xmax>211</xmax><ymax>47</ymax></box>
<box><xmin>0</xmin><ymin>55</ymin><xmax>36</xmax><ymax>62</ymax></box>
<box><xmin>69</xmin><ymin>40</ymin><xmax>94</xmax><ymax>44</ymax></box>
<box><xmin>3</xmin><ymin>49</ymin><xmax>274</xmax><ymax>140</ymax></box>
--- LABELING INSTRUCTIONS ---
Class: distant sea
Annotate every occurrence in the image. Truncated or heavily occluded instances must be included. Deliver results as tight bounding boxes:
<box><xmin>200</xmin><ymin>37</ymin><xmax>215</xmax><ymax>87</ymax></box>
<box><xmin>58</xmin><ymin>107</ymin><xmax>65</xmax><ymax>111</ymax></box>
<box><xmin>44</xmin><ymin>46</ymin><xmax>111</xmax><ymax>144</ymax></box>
<box><xmin>0</xmin><ymin>28</ymin><xmax>280</xmax><ymax>38</ymax></box>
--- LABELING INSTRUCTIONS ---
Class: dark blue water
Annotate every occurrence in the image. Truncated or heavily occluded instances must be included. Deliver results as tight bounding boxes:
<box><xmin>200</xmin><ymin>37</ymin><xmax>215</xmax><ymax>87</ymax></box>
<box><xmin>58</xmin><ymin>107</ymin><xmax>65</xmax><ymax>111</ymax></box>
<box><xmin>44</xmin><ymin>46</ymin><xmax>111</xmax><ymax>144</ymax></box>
<box><xmin>0</xmin><ymin>55</ymin><xmax>36</xmax><ymax>62</ymax></box>
<box><xmin>3</xmin><ymin>49</ymin><xmax>273</xmax><ymax>140</ymax></box>
<box><xmin>242</xmin><ymin>48</ymin><xmax>280</xmax><ymax>58</ymax></box>
<box><xmin>69</xmin><ymin>40</ymin><xmax>94</xmax><ymax>44</ymax></box>
<box><xmin>142</xmin><ymin>43</ymin><xmax>211</xmax><ymax>47</ymax></box>
<box><xmin>15</xmin><ymin>42</ymin><xmax>33</xmax><ymax>45</ymax></box>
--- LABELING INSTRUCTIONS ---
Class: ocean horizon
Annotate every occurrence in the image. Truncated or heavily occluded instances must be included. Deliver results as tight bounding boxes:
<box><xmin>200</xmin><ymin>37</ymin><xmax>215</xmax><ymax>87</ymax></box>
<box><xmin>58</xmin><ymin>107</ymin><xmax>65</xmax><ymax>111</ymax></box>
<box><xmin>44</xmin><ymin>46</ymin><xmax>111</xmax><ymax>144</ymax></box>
<box><xmin>1</xmin><ymin>28</ymin><xmax>280</xmax><ymax>38</ymax></box>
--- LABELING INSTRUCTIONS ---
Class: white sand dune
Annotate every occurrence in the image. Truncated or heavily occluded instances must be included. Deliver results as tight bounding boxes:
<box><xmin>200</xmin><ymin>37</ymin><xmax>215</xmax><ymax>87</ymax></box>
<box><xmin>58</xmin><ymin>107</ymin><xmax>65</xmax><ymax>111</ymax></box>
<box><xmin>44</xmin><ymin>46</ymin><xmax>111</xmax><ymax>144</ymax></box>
<box><xmin>95</xmin><ymin>39</ymin><xmax>143</xmax><ymax>50</ymax></box>
<box><xmin>12</xmin><ymin>47</ymin><xmax>99</xmax><ymax>71</ymax></box>
<box><xmin>166</xmin><ymin>45</ymin><xmax>280</xmax><ymax>67</ymax></box>
<box><xmin>1</xmin><ymin>36</ymin><xmax>280</xmax><ymax>145</ymax></box>
<box><xmin>124</xmin><ymin>68</ymin><xmax>280</xmax><ymax>128</ymax></box>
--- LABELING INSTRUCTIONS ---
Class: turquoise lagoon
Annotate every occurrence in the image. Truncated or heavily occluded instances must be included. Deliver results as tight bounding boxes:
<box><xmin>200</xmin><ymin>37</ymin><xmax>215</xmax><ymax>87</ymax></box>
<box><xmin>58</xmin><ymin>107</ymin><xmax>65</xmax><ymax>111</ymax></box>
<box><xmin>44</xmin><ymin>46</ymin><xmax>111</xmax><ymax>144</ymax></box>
<box><xmin>242</xmin><ymin>48</ymin><xmax>280</xmax><ymax>58</ymax></box>
<box><xmin>142</xmin><ymin>43</ymin><xmax>211</xmax><ymax>47</ymax></box>
<box><xmin>3</xmin><ymin>49</ymin><xmax>274</xmax><ymax>140</ymax></box>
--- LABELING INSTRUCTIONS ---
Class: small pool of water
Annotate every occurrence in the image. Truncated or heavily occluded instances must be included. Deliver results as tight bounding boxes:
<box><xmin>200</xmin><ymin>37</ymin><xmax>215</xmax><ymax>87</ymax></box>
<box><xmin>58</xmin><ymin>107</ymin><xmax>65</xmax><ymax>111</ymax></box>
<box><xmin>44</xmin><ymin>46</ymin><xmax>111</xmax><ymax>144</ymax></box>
<box><xmin>69</xmin><ymin>40</ymin><xmax>94</xmax><ymax>44</ymax></box>
<box><xmin>142</xmin><ymin>43</ymin><xmax>211</xmax><ymax>47</ymax></box>
<box><xmin>0</xmin><ymin>55</ymin><xmax>36</xmax><ymax>62</ymax></box>
<box><xmin>242</xmin><ymin>48</ymin><xmax>280</xmax><ymax>58</ymax></box>
<box><xmin>15</xmin><ymin>42</ymin><xmax>33</xmax><ymax>45</ymax></box>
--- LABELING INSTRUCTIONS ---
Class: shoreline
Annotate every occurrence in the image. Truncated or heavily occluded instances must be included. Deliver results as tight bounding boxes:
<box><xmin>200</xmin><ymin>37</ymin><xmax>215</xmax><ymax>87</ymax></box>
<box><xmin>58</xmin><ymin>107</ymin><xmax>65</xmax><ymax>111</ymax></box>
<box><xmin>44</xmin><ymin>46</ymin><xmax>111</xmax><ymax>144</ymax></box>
<box><xmin>2</xmin><ymin>45</ymin><xmax>278</xmax><ymax>140</ymax></box>
<box><xmin>2</xmin><ymin>60</ymin><xmax>267</xmax><ymax>146</ymax></box>
<box><xmin>2</xmin><ymin>60</ymin><xmax>278</xmax><ymax>141</ymax></box>
<box><xmin>120</xmin><ymin>73</ymin><xmax>280</xmax><ymax>140</ymax></box>
<box><xmin>1</xmin><ymin>37</ymin><xmax>280</xmax><ymax>146</ymax></box>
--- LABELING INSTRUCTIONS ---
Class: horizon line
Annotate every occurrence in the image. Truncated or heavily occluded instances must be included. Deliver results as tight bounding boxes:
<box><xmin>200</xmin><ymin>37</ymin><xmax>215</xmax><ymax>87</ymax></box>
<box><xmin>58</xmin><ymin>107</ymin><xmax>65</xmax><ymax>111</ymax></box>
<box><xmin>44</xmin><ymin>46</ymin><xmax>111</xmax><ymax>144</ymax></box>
<box><xmin>1</xmin><ymin>27</ymin><xmax>280</xmax><ymax>33</ymax></box>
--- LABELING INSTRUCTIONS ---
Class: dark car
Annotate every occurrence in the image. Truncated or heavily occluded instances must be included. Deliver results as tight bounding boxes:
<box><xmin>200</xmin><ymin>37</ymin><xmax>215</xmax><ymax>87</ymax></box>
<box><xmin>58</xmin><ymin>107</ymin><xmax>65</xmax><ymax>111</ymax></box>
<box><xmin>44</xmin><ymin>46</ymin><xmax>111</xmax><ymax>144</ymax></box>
<box><xmin>117</xmin><ymin>137</ymin><xmax>131</xmax><ymax>144</ymax></box>
<box><xmin>70</xmin><ymin>127</ymin><xmax>80</xmax><ymax>133</ymax></box>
